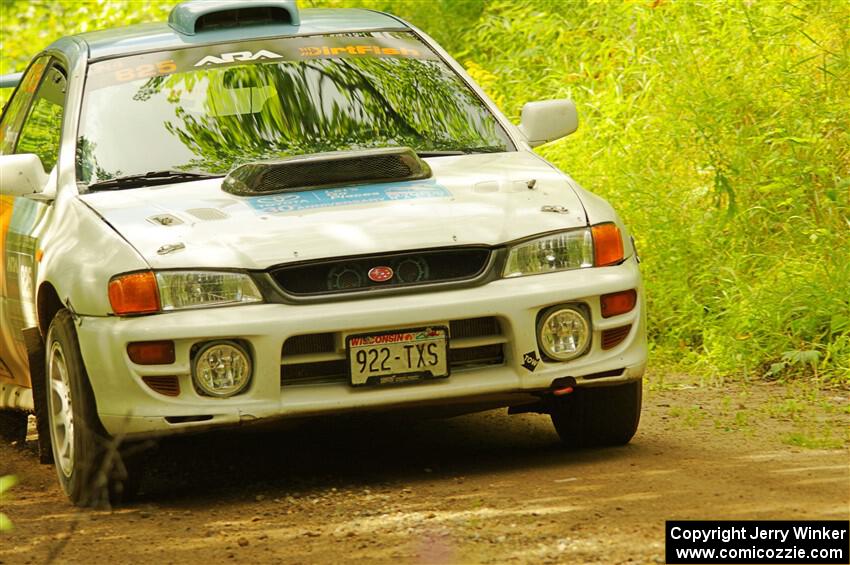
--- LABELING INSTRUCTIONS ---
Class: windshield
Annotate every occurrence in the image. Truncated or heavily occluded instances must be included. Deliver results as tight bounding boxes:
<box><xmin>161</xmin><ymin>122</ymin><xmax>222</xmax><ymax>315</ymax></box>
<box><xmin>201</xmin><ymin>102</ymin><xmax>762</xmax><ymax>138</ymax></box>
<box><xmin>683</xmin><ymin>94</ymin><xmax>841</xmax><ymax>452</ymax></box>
<box><xmin>76</xmin><ymin>31</ymin><xmax>513</xmax><ymax>185</ymax></box>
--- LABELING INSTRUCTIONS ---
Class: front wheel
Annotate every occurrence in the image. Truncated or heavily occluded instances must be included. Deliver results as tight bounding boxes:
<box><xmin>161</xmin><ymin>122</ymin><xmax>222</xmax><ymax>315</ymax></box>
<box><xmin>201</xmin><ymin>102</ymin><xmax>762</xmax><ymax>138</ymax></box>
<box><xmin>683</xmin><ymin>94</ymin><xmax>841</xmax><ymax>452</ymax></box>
<box><xmin>550</xmin><ymin>380</ymin><xmax>642</xmax><ymax>448</ymax></box>
<box><xmin>46</xmin><ymin>309</ymin><xmax>142</xmax><ymax>507</ymax></box>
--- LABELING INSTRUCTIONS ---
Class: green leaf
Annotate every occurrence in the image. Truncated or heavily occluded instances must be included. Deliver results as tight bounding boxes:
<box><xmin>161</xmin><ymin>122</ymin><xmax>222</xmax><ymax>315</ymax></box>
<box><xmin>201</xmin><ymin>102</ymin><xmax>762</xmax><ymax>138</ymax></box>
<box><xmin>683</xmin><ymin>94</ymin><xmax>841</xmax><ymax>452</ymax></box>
<box><xmin>0</xmin><ymin>512</ymin><xmax>12</xmax><ymax>532</ymax></box>
<box><xmin>781</xmin><ymin>349</ymin><xmax>821</xmax><ymax>366</ymax></box>
<box><xmin>0</xmin><ymin>475</ymin><xmax>18</xmax><ymax>496</ymax></box>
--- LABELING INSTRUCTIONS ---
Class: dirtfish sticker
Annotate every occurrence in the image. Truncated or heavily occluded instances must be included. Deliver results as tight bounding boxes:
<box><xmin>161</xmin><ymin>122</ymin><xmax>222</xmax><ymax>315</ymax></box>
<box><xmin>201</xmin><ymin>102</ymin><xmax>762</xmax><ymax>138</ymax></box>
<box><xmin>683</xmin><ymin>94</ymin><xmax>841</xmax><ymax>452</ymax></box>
<box><xmin>297</xmin><ymin>44</ymin><xmax>425</xmax><ymax>58</ymax></box>
<box><xmin>246</xmin><ymin>181</ymin><xmax>452</xmax><ymax>214</ymax></box>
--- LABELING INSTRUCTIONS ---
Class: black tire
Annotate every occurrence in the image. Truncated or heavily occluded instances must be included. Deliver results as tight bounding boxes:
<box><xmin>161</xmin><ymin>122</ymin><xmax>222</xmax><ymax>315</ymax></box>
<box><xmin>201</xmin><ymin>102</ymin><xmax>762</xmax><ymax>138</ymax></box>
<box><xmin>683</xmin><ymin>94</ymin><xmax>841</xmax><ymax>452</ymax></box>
<box><xmin>45</xmin><ymin>309</ymin><xmax>143</xmax><ymax>507</ymax></box>
<box><xmin>0</xmin><ymin>409</ymin><xmax>28</xmax><ymax>444</ymax></box>
<box><xmin>27</xmin><ymin>335</ymin><xmax>55</xmax><ymax>464</ymax></box>
<box><xmin>550</xmin><ymin>380</ymin><xmax>642</xmax><ymax>448</ymax></box>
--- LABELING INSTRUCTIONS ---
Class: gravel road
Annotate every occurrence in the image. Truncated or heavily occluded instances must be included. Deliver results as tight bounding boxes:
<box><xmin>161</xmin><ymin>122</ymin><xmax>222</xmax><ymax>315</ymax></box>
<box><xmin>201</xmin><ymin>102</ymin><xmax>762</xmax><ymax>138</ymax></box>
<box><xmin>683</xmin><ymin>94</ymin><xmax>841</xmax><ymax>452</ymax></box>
<box><xmin>1</xmin><ymin>375</ymin><xmax>848</xmax><ymax>564</ymax></box>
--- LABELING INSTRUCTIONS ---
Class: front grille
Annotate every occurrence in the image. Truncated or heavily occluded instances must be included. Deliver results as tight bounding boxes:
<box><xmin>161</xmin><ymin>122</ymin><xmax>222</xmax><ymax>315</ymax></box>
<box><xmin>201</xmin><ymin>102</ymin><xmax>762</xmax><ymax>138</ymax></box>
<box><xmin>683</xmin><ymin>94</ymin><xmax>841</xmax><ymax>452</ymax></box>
<box><xmin>449</xmin><ymin>316</ymin><xmax>500</xmax><ymax>339</ymax></box>
<box><xmin>283</xmin><ymin>360</ymin><xmax>349</xmax><ymax>385</ymax></box>
<box><xmin>281</xmin><ymin>316</ymin><xmax>506</xmax><ymax>387</ymax></box>
<box><xmin>449</xmin><ymin>344</ymin><xmax>504</xmax><ymax>367</ymax></box>
<box><xmin>282</xmin><ymin>332</ymin><xmax>336</xmax><ymax>356</ymax></box>
<box><xmin>271</xmin><ymin>247</ymin><xmax>491</xmax><ymax>296</ymax></box>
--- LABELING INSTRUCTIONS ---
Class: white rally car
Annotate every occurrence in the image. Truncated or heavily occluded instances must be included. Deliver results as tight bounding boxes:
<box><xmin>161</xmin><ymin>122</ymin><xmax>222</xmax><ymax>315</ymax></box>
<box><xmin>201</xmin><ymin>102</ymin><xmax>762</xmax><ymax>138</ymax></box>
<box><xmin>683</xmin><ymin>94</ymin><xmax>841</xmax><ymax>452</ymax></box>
<box><xmin>0</xmin><ymin>0</ymin><xmax>646</xmax><ymax>506</ymax></box>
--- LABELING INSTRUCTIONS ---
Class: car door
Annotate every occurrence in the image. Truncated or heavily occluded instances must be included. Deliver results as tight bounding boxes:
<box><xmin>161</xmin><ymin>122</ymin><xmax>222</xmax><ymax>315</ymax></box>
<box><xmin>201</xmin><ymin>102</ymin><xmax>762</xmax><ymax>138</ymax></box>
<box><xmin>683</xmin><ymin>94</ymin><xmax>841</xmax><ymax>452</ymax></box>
<box><xmin>0</xmin><ymin>57</ymin><xmax>66</xmax><ymax>389</ymax></box>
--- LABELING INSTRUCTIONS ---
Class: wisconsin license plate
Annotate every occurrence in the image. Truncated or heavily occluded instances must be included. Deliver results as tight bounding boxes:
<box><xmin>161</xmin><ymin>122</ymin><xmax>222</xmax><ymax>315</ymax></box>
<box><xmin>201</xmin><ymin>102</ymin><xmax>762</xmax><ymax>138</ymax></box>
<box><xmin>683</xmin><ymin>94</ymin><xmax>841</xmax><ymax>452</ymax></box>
<box><xmin>347</xmin><ymin>326</ymin><xmax>450</xmax><ymax>386</ymax></box>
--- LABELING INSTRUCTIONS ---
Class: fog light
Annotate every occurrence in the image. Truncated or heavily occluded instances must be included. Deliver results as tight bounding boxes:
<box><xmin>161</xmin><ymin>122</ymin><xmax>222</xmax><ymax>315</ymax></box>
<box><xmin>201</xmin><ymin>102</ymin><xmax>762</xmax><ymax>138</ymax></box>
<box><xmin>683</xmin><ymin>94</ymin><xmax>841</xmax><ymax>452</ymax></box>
<box><xmin>192</xmin><ymin>341</ymin><xmax>252</xmax><ymax>397</ymax></box>
<box><xmin>537</xmin><ymin>307</ymin><xmax>590</xmax><ymax>361</ymax></box>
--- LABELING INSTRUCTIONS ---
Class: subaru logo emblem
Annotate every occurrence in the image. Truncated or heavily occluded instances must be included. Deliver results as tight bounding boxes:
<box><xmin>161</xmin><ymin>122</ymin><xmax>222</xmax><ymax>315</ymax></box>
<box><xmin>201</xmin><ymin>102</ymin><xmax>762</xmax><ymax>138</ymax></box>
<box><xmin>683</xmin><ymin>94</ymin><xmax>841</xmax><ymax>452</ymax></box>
<box><xmin>368</xmin><ymin>266</ymin><xmax>394</xmax><ymax>282</ymax></box>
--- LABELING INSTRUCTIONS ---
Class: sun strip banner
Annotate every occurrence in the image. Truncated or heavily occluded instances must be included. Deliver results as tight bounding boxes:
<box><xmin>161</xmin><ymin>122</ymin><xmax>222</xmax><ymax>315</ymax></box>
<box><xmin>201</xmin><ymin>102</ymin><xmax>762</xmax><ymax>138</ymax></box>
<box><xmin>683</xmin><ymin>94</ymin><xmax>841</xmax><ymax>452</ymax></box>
<box><xmin>86</xmin><ymin>32</ymin><xmax>439</xmax><ymax>91</ymax></box>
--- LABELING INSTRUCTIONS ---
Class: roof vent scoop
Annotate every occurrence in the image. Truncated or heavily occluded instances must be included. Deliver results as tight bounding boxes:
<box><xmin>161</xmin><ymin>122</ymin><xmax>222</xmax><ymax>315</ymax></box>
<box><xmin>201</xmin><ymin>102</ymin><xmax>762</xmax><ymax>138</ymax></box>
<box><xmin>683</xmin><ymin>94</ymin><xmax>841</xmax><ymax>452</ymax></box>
<box><xmin>222</xmin><ymin>147</ymin><xmax>433</xmax><ymax>197</ymax></box>
<box><xmin>168</xmin><ymin>1</ymin><xmax>300</xmax><ymax>36</ymax></box>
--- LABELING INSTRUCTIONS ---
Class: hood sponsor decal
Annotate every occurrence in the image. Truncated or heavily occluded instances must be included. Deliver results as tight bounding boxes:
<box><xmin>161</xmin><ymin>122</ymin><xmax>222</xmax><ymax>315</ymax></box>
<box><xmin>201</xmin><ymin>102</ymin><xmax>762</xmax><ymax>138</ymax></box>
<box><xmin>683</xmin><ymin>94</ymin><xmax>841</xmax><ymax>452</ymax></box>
<box><xmin>245</xmin><ymin>180</ymin><xmax>451</xmax><ymax>214</ymax></box>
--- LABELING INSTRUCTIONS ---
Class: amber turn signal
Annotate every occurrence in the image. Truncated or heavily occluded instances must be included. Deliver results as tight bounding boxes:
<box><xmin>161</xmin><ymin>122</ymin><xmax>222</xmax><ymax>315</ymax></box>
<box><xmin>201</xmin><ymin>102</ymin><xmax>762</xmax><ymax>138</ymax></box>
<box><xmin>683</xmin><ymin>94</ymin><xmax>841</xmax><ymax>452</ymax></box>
<box><xmin>128</xmin><ymin>340</ymin><xmax>175</xmax><ymax>365</ymax></box>
<box><xmin>591</xmin><ymin>223</ymin><xmax>624</xmax><ymax>266</ymax></box>
<box><xmin>108</xmin><ymin>271</ymin><xmax>160</xmax><ymax>315</ymax></box>
<box><xmin>601</xmin><ymin>289</ymin><xmax>637</xmax><ymax>318</ymax></box>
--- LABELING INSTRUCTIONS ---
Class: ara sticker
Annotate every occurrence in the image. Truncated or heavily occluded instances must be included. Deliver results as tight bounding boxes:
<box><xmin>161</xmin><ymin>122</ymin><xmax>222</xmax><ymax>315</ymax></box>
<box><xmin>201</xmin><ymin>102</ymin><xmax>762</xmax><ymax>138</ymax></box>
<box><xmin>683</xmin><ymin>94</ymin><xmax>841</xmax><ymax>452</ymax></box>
<box><xmin>245</xmin><ymin>180</ymin><xmax>451</xmax><ymax>214</ymax></box>
<box><xmin>195</xmin><ymin>49</ymin><xmax>284</xmax><ymax>67</ymax></box>
<box><xmin>522</xmin><ymin>351</ymin><xmax>540</xmax><ymax>372</ymax></box>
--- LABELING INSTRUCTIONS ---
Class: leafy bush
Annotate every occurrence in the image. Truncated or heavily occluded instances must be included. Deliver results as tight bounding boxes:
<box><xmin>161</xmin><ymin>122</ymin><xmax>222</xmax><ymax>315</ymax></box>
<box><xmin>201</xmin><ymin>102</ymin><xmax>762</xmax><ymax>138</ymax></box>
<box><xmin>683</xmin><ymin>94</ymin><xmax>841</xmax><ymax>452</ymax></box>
<box><xmin>1</xmin><ymin>0</ymin><xmax>847</xmax><ymax>381</ymax></box>
<box><xmin>456</xmin><ymin>0</ymin><xmax>850</xmax><ymax>382</ymax></box>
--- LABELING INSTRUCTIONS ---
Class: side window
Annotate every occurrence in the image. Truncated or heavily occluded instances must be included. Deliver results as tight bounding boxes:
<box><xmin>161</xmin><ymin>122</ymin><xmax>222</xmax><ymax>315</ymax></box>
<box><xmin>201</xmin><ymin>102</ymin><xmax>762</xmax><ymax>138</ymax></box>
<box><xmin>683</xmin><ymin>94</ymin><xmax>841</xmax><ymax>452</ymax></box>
<box><xmin>15</xmin><ymin>64</ymin><xmax>67</xmax><ymax>172</ymax></box>
<box><xmin>0</xmin><ymin>55</ymin><xmax>50</xmax><ymax>155</ymax></box>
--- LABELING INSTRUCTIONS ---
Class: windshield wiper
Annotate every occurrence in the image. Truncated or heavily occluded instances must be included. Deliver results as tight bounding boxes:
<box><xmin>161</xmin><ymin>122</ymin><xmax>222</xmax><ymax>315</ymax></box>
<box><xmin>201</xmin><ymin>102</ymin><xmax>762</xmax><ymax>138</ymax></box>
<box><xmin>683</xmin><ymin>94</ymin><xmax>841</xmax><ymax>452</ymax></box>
<box><xmin>87</xmin><ymin>170</ymin><xmax>222</xmax><ymax>191</ymax></box>
<box><xmin>416</xmin><ymin>150</ymin><xmax>466</xmax><ymax>157</ymax></box>
<box><xmin>416</xmin><ymin>147</ymin><xmax>505</xmax><ymax>158</ymax></box>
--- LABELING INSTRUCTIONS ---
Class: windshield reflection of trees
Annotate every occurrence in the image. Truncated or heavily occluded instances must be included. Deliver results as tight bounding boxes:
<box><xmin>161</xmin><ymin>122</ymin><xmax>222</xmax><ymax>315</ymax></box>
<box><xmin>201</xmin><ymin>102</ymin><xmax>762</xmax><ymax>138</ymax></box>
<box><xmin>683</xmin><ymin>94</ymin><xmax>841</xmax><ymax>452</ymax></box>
<box><xmin>134</xmin><ymin>57</ymin><xmax>507</xmax><ymax>174</ymax></box>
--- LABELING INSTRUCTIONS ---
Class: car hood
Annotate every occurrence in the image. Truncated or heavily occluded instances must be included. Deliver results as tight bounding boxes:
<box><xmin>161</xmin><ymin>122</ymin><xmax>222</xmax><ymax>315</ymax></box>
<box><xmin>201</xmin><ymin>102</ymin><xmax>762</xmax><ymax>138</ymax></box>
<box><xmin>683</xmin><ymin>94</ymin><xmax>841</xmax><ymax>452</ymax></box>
<box><xmin>79</xmin><ymin>151</ymin><xmax>588</xmax><ymax>270</ymax></box>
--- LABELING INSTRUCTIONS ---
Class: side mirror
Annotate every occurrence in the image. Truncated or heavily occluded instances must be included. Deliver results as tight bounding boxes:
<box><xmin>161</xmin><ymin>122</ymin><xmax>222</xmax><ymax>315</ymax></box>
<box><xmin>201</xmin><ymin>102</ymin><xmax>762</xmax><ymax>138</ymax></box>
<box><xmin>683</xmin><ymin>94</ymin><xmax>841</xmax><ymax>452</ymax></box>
<box><xmin>0</xmin><ymin>154</ymin><xmax>47</xmax><ymax>196</ymax></box>
<box><xmin>519</xmin><ymin>99</ymin><xmax>578</xmax><ymax>148</ymax></box>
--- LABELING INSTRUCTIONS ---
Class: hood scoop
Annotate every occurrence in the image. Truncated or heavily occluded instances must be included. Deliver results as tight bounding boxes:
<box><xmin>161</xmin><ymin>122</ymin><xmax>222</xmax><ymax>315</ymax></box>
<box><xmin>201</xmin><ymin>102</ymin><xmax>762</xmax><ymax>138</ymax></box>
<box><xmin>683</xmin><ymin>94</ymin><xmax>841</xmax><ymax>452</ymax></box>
<box><xmin>221</xmin><ymin>147</ymin><xmax>432</xmax><ymax>197</ymax></box>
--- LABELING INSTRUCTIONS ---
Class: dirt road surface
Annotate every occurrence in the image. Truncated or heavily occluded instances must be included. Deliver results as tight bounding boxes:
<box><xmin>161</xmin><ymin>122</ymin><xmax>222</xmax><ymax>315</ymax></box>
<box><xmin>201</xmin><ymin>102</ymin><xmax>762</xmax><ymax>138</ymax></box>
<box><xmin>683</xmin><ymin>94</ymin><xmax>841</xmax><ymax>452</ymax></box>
<box><xmin>1</xmin><ymin>375</ymin><xmax>848</xmax><ymax>564</ymax></box>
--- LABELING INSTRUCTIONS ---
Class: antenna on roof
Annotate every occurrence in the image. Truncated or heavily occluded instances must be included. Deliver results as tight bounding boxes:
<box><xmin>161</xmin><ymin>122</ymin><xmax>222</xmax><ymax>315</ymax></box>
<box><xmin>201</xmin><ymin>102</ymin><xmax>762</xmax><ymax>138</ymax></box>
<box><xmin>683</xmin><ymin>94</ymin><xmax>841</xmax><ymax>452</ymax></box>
<box><xmin>168</xmin><ymin>1</ymin><xmax>300</xmax><ymax>36</ymax></box>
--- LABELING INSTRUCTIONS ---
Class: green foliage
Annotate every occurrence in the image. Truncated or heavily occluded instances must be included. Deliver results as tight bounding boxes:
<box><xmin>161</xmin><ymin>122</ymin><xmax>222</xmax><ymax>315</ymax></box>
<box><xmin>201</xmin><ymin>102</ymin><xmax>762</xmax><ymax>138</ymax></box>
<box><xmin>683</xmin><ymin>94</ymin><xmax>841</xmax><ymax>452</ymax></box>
<box><xmin>445</xmin><ymin>0</ymin><xmax>850</xmax><ymax>382</ymax></box>
<box><xmin>782</xmin><ymin>431</ymin><xmax>844</xmax><ymax>450</ymax></box>
<box><xmin>0</xmin><ymin>474</ymin><xmax>19</xmax><ymax>531</ymax></box>
<box><xmin>16</xmin><ymin>93</ymin><xmax>63</xmax><ymax>170</ymax></box>
<box><xmin>1</xmin><ymin>0</ymin><xmax>848</xmax><ymax>381</ymax></box>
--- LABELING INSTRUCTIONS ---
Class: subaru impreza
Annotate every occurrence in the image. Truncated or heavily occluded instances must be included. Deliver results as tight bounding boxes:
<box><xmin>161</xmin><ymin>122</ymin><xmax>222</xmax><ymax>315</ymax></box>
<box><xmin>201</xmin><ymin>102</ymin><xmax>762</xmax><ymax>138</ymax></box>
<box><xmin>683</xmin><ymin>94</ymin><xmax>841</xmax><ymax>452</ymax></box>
<box><xmin>0</xmin><ymin>0</ymin><xmax>646</xmax><ymax>505</ymax></box>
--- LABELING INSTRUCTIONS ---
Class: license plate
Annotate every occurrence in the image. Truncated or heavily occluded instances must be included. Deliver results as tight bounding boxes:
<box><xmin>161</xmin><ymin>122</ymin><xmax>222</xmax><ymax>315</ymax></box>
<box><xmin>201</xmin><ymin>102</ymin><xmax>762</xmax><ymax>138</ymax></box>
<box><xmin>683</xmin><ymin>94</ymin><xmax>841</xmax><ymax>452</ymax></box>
<box><xmin>347</xmin><ymin>326</ymin><xmax>450</xmax><ymax>386</ymax></box>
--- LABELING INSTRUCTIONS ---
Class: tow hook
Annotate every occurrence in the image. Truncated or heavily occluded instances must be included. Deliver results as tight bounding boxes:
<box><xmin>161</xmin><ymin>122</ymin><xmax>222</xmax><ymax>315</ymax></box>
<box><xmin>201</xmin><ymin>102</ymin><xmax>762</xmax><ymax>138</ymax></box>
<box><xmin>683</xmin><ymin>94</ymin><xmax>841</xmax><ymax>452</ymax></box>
<box><xmin>551</xmin><ymin>376</ymin><xmax>577</xmax><ymax>396</ymax></box>
<box><xmin>507</xmin><ymin>376</ymin><xmax>579</xmax><ymax>415</ymax></box>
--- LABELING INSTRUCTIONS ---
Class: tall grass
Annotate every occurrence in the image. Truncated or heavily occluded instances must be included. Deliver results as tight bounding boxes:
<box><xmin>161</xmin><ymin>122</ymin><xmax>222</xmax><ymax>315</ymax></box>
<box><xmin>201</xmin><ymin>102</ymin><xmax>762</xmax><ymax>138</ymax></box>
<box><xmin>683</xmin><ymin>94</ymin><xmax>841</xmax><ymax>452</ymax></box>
<box><xmin>2</xmin><ymin>0</ymin><xmax>848</xmax><ymax>381</ymax></box>
<box><xmin>451</xmin><ymin>0</ymin><xmax>850</xmax><ymax>381</ymax></box>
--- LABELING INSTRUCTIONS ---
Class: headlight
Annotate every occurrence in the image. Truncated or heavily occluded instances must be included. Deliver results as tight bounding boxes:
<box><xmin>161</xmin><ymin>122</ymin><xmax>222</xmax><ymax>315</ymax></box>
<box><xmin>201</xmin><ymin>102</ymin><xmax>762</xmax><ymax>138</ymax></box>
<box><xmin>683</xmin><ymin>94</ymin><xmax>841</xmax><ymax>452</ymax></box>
<box><xmin>537</xmin><ymin>306</ymin><xmax>590</xmax><ymax>361</ymax></box>
<box><xmin>192</xmin><ymin>340</ymin><xmax>252</xmax><ymax>397</ymax></box>
<box><xmin>109</xmin><ymin>270</ymin><xmax>262</xmax><ymax>315</ymax></box>
<box><xmin>157</xmin><ymin>271</ymin><xmax>262</xmax><ymax>310</ymax></box>
<box><xmin>503</xmin><ymin>229</ymin><xmax>593</xmax><ymax>278</ymax></box>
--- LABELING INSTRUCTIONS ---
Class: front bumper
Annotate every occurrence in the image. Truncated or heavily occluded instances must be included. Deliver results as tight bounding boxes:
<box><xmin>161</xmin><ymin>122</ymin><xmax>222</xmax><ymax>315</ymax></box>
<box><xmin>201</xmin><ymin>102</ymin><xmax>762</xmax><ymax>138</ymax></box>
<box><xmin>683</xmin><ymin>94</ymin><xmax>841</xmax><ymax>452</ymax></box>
<box><xmin>77</xmin><ymin>257</ymin><xmax>647</xmax><ymax>437</ymax></box>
